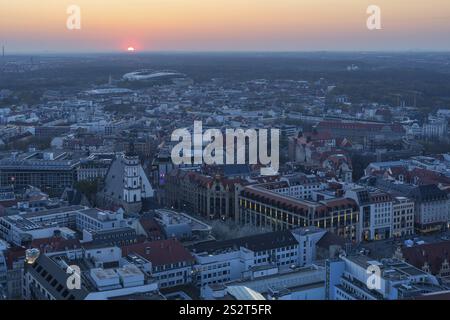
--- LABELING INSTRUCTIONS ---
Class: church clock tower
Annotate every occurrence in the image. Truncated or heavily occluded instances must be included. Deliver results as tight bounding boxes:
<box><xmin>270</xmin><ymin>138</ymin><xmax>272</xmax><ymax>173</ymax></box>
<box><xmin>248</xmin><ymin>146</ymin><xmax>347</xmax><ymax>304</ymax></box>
<box><xmin>122</xmin><ymin>142</ymin><xmax>142</xmax><ymax>212</ymax></box>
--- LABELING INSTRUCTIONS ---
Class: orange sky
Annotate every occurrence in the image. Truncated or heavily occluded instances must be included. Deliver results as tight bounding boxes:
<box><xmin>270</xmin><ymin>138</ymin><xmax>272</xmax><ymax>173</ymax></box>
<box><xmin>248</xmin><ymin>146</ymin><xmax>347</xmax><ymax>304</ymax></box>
<box><xmin>1</xmin><ymin>0</ymin><xmax>450</xmax><ymax>52</ymax></box>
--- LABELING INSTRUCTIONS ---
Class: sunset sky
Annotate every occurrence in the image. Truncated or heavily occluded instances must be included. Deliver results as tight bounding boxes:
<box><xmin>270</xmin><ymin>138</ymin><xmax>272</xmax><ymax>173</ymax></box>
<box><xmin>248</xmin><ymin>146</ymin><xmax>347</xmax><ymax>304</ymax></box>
<box><xmin>1</xmin><ymin>0</ymin><xmax>450</xmax><ymax>53</ymax></box>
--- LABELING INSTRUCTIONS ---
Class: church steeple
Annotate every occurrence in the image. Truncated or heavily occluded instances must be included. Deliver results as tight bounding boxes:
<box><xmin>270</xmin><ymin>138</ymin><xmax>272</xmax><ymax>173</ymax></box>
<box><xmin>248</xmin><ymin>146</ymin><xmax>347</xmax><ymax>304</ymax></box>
<box><xmin>123</xmin><ymin>153</ymin><xmax>141</xmax><ymax>204</ymax></box>
<box><xmin>126</xmin><ymin>141</ymin><xmax>138</xmax><ymax>157</ymax></box>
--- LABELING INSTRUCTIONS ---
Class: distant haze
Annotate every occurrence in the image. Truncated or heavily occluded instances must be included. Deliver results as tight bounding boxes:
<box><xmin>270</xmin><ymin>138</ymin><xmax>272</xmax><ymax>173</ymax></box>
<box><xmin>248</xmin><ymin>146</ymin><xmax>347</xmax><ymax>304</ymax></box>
<box><xmin>1</xmin><ymin>0</ymin><xmax>450</xmax><ymax>53</ymax></box>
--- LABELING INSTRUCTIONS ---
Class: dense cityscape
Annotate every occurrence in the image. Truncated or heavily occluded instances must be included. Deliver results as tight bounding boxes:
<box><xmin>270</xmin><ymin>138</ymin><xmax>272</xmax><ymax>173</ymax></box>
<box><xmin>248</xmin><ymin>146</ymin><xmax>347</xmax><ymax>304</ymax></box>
<box><xmin>0</xmin><ymin>51</ymin><xmax>450</xmax><ymax>303</ymax></box>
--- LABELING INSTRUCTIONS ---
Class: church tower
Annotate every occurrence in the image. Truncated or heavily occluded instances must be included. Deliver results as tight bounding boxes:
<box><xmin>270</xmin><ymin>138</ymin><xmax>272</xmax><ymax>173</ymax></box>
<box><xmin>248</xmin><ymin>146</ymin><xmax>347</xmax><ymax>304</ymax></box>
<box><xmin>123</xmin><ymin>154</ymin><xmax>141</xmax><ymax>205</ymax></box>
<box><xmin>122</xmin><ymin>142</ymin><xmax>142</xmax><ymax>212</ymax></box>
<box><xmin>99</xmin><ymin>140</ymin><xmax>154</xmax><ymax>214</ymax></box>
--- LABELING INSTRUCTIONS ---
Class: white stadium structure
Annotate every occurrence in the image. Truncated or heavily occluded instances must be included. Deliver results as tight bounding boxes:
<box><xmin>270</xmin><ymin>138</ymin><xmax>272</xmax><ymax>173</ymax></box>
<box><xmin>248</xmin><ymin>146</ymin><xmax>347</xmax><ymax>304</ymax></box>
<box><xmin>122</xmin><ymin>69</ymin><xmax>187</xmax><ymax>82</ymax></box>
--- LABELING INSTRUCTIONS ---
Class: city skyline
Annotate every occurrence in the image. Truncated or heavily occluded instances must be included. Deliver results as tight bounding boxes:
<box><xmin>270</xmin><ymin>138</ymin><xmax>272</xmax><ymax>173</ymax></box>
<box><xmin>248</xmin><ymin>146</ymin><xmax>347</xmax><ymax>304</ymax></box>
<box><xmin>2</xmin><ymin>0</ymin><xmax>450</xmax><ymax>305</ymax></box>
<box><xmin>2</xmin><ymin>0</ymin><xmax>450</xmax><ymax>53</ymax></box>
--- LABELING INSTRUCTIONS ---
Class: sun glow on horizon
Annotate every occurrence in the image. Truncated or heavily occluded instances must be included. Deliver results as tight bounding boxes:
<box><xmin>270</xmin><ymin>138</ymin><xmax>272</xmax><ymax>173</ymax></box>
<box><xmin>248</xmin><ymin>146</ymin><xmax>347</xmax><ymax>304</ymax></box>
<box><xmin>2</xmin><ymin>0</ymin><xmax>450</xmax><ymax>52</ymax></box>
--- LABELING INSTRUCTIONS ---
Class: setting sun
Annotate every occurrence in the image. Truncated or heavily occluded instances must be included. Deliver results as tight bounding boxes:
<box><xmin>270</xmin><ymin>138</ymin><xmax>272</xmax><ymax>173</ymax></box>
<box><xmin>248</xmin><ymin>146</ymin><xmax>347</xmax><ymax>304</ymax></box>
<box><xmin>127</xmin><ymin>46</ymin><xmax>135</xmax><ymax>52</ymax></box>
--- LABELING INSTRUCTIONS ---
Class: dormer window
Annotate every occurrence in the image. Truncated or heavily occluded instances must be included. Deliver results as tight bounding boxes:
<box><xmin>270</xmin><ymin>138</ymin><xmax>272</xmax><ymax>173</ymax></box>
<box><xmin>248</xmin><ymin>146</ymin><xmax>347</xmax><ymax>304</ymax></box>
<box><xmin>422</xmin><ymin>262</ymin><xmax>430</xmax><ymax>274</ymax></box>
<box><xmin>440</xmin><ymin>259</ymin><xmax>450</xmax><ymax>277</ymax></box>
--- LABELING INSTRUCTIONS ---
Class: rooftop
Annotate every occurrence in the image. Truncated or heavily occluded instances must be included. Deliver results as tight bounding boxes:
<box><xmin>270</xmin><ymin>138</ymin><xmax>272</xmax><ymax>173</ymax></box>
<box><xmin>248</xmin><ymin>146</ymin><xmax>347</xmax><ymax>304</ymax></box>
<box><xmin>190</xmin><ymin>230</ymin><xmax>298</xmax><ymax>255</ymax></box>
<box><xmin>121</xmin><ymin>239</ymin><xmax>195</xmax><ymax>267</ymax></box>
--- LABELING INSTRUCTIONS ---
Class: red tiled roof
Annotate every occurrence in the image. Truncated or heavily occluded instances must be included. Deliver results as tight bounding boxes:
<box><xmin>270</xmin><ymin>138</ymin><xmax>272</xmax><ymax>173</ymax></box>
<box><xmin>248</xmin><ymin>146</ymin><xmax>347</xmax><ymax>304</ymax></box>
<box><xmin>121</xmin><ymin>239</ymin><xmax>195</xmax><ymax>267</ymax></box>
<box><xmin>242</xmin><ymin>185</ymin><xmax>311</xmax><ymax>211</ymax></box>
<box><xmin>336</xmin><ymin>137</ymin><xmax>352</xmax><ymax>148</ymax></box>
<box><xmin>317</xmin><ymin>232</ymin><xmax>346</xmax><ymax>248</ymax></box>
<box><xmin>138</xmin><ymin>217</ymin><xmax>165</xmax><ymax>240</ymax></box>
<box><xmin>317</xmin><ymin>120</ymin><xmax>405</xmax><ymax>133</ymax></box>
<box><xmin>169</xmin><ymin>169</ymin><xmax>246</xmax><ymax>190</ymax></box>
<box><xmin>242</xmin><ymin>185</ymin><xmax>357</xmax><ymax>213</ymax></box>
<box><xmin>302</xmin><ymin>131</ymin><xmax>334</xmax><ymax>141</ymax></box>
<box><xmin>0</xmin><ymin>200</ymin><xmax>18</xmax><ymax>208</ymax></box>
<box><xmin>372</xmin><ymin>166</ymin><xmax>450</xmax><ymax>187</ymax></box>
<box><xmin>320</xmin><ymin>198</ymin><xmax>358</xmax><ymax>209</ymax></box>
<box><xmin>402</xmin><ymin>241</ymin><xmax>450</xmax><ymax>275</ymax></box>
<box><xmin>409</xmin><ymin>168</ymin><xmax>450</xmax><ymax>186</ymax></box>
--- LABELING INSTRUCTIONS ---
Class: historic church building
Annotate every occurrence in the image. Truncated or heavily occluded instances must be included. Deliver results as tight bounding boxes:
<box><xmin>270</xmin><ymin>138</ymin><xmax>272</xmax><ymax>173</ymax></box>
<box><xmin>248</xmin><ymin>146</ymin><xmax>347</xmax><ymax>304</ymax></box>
<box><xmin>98</xmin><ymin>152</ymin><xmax>154</xmax><ymax>213</ymax></box>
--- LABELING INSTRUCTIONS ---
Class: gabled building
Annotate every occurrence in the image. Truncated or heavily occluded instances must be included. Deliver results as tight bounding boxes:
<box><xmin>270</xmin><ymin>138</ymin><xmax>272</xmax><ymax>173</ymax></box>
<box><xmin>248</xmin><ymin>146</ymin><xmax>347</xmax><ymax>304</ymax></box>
<box><xmin>98</xmin><ymin>153</ymin><xmax>154</xmax><ymax>214</ymax></box>
<box><xmin>121</xmin><ymin>239</ymin><xmax>195</xmax><ymax>288</ymax></box>
<box><xmin>399</xmin><ymin>241</ymin><xmax>450</xmax><ymax>280</ymax></box>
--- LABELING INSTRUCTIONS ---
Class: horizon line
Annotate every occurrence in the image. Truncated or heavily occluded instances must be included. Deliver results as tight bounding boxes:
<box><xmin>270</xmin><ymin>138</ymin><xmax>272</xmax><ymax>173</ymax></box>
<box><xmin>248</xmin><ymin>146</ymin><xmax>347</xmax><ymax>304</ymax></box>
<box><xmin>3</xmin><ymin>49</ymin><xmax>450</xmax><ymax>57</ymax></box>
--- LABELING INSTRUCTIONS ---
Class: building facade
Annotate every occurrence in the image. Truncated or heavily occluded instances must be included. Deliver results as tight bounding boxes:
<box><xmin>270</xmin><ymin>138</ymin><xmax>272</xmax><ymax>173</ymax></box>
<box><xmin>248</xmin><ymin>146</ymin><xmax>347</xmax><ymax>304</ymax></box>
<box><xmin>326</xmin><ymin>255</ymin><xmax>444</xmax><ymax>300</ymax></box>
<box><xmin>392</xmin><ymin>196</ymin><xmax>415</xmax><ymax>237</ymax></box>
<box><xmin>190</xmin><ymin>231</ymin><xmax>301</xmax><ymax>288</ymax></box>
<box><xmin>98</xmin><ymin>153</ymin><xmax>154</xmax><ymax>213</ymax></box>
<box><xmin>0</xmin><ymin>157</ymin><xmax>78</xmax><ymax>196</ymax></box>
<box><xmin>165</xmin><ymin>169</ymin><xmax>245</xmax><ymax>220</ymax></box>
<box><xmin>346</xmin><ymin>189</ymin><xmax>394</xmax><ymax>241</ymax></box>
<box><xmin>239</xmin><ymin>185</ymin><xmax>360</xmax><ymax>242</ymax></box>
